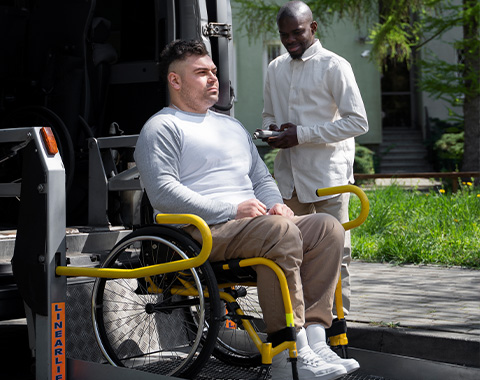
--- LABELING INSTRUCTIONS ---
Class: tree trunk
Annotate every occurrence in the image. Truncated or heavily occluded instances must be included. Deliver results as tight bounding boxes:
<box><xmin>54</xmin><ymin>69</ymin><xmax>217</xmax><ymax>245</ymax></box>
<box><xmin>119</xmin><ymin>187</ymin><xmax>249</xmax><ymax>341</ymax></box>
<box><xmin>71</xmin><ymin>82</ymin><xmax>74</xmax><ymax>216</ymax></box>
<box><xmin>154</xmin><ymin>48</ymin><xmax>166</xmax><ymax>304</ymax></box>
<box><xmin>461</xmin><ymin>0</ymin><xmax>480</xmax><ymax>185</ymax></box>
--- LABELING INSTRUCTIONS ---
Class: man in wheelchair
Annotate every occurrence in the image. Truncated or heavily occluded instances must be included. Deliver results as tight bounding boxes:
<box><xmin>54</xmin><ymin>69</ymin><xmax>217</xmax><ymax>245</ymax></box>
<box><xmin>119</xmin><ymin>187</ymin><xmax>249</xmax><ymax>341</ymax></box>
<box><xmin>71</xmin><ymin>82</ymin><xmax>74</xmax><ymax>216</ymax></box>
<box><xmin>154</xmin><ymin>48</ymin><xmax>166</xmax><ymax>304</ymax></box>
<box><xmin>134</xmin><ymin>39</ymin><xmax>359</xmax><ymax>380</ymax></box>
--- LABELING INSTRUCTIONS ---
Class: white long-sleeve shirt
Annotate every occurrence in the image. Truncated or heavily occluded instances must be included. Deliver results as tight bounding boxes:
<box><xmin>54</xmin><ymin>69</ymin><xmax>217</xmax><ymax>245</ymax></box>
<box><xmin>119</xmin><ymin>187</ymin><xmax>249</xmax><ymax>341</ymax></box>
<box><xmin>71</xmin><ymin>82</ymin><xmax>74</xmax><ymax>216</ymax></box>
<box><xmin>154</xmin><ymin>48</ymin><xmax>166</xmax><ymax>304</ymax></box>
<box><xmin>134</xmin><ymin>107</ymin><xmax>282</xmax><ymax>225</ymax></box>
<box><xmin>263</xmin><ymin>40</ymin><xmax>368</xmax><ymax>203</ymax></box>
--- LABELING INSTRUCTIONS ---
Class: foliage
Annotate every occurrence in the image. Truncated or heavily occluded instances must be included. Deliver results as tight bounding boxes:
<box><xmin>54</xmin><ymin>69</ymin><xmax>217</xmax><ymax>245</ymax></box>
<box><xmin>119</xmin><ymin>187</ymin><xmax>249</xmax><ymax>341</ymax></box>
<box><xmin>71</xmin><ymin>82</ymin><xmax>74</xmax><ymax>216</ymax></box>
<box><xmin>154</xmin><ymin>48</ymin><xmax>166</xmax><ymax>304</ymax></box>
<box><xmin>354</xmin><ymin>144</ymin><xmax>375</xmax><ymax>174</ymax></box>
<box><xmin>349</xmin><ymin>184</ymin><xmax>480</xmax><ymax>268</ymax></box>
<box><xmin>417</xmin><ymin>0</ymin><xmax>480</xmax><ymax>122</ymax></box>
<box><xmin>263</xmin><ymin>148</ymin><xmax>279</xmax><ymax>176</ymax></box>
<box><xmin>433</xmin><ymin>132</ymin><xmax>464</xmax><ymax>169</ymax></box>
<box><xmin>232</xmin><ymin>0</ymin><xmax>378</xmax><ymax>41</ymax></box>
<box><xmin>233</xmin><ymin>0</ymin><xmax>479</xmax><ymax>79</ymax></box>
<box><xmin>425</xmin><ymin>117</ymin><xmax>464</xmax><ymax>171</ymax></box>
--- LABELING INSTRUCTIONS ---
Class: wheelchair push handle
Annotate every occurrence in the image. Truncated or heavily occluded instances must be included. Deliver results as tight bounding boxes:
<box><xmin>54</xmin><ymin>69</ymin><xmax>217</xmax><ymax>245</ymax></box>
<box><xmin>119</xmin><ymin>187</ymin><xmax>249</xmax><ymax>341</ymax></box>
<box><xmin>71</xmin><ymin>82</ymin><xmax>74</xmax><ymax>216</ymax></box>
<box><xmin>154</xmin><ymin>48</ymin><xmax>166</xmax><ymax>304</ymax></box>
<box><xmin>316</xmin><ymin>185</ymin><xmax>369</xmax><ymax>231</ymax></box>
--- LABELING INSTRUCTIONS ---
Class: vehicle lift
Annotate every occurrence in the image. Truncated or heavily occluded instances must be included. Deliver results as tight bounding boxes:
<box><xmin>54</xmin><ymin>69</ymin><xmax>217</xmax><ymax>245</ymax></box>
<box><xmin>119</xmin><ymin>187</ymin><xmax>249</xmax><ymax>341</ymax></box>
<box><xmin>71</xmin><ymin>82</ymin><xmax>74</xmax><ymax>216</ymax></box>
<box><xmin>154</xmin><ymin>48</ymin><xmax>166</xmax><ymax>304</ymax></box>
<box><xmin>2</xmin><ymin>127</ymin><xmax>178</xmax><ymax>380</ymax></box>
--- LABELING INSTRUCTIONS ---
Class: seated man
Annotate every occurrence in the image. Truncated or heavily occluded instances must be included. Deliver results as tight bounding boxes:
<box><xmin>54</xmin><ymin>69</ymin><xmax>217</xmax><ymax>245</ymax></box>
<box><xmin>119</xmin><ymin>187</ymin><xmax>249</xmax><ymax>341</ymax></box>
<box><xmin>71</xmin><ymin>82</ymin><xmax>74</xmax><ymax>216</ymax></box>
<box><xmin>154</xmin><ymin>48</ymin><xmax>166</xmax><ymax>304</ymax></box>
<box><xmin>134</xmin><ymin>39</ymin><xmax>359</xmax><ymax>380</ymax></box>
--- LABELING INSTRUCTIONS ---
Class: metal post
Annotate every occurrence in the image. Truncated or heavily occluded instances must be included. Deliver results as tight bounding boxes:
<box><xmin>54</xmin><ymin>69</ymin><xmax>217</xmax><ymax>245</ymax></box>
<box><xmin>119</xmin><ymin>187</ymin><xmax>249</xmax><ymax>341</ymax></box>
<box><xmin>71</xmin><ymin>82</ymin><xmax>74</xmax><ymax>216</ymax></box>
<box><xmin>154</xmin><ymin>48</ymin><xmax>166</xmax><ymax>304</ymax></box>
<box><xmin>9</xmin><ymin>127</ymin><xmax>66</xmax><ymax>380</ymax></box>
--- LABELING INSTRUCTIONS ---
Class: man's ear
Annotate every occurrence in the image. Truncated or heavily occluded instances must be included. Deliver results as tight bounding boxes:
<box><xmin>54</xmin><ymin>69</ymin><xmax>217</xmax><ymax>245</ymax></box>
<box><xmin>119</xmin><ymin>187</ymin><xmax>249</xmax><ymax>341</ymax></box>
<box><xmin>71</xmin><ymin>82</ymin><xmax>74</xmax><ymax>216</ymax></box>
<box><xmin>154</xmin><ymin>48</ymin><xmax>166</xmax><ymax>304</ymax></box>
<box><xmin>168</xmin><ymin>72</ymin><xmax>181</xmax><ymax>90</ymax></box>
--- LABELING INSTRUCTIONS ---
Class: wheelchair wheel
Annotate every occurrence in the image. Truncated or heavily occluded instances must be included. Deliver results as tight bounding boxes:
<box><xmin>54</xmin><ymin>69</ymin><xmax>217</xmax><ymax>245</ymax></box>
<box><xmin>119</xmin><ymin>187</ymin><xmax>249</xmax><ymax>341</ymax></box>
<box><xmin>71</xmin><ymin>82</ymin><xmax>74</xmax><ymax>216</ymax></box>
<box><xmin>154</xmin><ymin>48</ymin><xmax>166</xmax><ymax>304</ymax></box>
<box><xmin>91</xmin><ymin>226</ymin><xmax>221</xmax><ymax>379</ymax></box>
<box><xmin>213</xmin><ymin>285</ymin><xmax>264</xmax><ymax>366</ymax></box>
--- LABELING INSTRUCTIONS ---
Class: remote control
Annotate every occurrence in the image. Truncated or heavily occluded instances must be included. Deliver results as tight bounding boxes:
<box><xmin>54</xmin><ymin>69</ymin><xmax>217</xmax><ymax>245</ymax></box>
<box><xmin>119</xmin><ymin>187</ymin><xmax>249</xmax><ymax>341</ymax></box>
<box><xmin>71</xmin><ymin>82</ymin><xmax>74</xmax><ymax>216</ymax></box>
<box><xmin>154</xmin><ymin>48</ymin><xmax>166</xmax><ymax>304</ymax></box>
<box><xmin>253</xmin><ymin>130</ymin><xmax>281</xmax><ymax>139</ymax></box>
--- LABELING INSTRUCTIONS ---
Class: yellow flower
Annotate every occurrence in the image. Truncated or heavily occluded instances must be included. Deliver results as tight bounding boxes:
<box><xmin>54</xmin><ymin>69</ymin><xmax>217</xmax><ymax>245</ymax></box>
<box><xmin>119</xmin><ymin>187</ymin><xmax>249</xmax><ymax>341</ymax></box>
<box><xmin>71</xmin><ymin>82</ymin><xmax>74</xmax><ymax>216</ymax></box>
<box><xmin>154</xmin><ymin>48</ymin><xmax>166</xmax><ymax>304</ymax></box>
<box><xmin>454</xmin><ymin>219</ymin><xmax>459</xmax><ymax>223</ymax></box>
<box><xmin>477</xmin><ymin>194</ymin><xmax>480</xmax><ymax>198</ymax></box>
<box><xmin>467</xmin><ymin>182</ymin><xmax>473</xmax><ymax>186</ymax></box>
<box><xmin>439</xmin><ymin>189</ymin><xmax>445</xmax><ymax>194</ymax></box>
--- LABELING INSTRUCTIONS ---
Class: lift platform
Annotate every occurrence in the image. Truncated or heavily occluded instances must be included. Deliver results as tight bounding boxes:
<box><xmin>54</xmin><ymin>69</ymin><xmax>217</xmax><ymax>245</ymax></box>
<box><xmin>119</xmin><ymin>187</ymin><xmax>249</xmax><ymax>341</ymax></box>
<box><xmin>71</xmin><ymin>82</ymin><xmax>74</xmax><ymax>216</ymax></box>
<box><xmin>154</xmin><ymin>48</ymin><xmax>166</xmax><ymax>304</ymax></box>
<box><xmin>1</xmin><ymin>127</ymin><xmax>179</xmax><ymax>380</ymax></box>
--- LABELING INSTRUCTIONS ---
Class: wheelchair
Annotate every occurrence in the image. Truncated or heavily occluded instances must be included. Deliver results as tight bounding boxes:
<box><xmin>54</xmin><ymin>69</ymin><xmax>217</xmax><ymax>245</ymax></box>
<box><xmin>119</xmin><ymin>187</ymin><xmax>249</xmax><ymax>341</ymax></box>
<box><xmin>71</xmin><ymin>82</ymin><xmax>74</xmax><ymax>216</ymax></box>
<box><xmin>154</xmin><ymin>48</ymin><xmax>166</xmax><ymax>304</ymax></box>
<box><xmin>59</xmin><ymin>184</ymin><xmax>369</xmax><ymax>379</ymax></box>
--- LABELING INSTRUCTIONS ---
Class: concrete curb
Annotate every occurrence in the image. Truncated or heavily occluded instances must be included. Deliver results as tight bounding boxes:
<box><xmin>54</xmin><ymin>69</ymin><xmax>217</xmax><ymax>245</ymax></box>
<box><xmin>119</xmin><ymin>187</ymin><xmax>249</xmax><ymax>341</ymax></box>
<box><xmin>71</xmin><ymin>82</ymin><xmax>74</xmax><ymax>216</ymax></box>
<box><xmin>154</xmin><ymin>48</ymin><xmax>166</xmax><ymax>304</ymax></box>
<box><xmin>347</xmin><ymin>322</ymin><xmax>480</xmax><ymax>369</ymax></box>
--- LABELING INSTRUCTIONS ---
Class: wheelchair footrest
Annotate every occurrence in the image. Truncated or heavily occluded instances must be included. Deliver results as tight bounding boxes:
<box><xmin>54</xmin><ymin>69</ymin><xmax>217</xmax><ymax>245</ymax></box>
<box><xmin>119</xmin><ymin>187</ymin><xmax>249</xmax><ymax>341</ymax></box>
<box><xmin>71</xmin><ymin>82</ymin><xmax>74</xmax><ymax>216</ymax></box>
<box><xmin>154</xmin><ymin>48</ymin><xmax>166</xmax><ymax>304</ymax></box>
<box><xmin>267</xmin><ymin>326</ymin><xmax>297</xmax><ymax>347</ymax></box>
<box><xmin>326</xmin><ymin>317</ymin><xmax>347</xmax><ymax>338</ymax></box>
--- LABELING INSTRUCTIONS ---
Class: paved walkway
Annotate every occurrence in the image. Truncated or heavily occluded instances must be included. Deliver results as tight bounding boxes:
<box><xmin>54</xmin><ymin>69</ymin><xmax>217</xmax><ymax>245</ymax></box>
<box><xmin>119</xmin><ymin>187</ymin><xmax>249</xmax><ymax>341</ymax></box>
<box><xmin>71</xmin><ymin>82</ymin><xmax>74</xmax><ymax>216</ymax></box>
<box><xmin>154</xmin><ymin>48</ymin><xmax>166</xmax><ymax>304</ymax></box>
<box><xmin>347</xmin><ymin>260</ymin><xmax>480</xmax><ymax>368</ymax></box>
<box><xmin>349</xmin><ymin>261</ymin><xmax>479</xmax><ymax>336</ymax></box>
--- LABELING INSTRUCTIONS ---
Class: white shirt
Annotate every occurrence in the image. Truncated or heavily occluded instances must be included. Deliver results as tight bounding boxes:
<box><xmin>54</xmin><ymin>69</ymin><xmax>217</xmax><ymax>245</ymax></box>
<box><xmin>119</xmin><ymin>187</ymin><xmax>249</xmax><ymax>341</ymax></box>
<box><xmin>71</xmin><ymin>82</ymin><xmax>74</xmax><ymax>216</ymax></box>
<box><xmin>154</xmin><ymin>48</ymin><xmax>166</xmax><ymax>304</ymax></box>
<box><xmin>263</xmin><ymin>40</ymin><xmax>368</xmax><ymax>202</ymax></box>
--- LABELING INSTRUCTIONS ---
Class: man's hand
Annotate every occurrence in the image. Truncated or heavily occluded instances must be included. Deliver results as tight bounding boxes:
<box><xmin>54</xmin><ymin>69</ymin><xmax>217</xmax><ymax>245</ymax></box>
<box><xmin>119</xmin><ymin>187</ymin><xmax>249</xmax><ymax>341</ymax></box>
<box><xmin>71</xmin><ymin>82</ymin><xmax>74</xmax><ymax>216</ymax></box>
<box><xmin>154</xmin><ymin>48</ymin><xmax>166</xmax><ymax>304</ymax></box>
<box><xmin>267</xmin><ymin>203</ymin><xmax>295</xmax><ymax>219</ymax></box>
<box><xmin>236</xmin><ymin>199</ymin><xmax>267</xmax><ymax>219</ymax></box>
<box><xmin>267</xmin><ymin>123</ymin><xmax>298</xmax><ymax>149</ymax></box>
<box><xmin>267</xmin><ymin>124</ymin><xmax>280</xmax><ymax>132</ymax></box>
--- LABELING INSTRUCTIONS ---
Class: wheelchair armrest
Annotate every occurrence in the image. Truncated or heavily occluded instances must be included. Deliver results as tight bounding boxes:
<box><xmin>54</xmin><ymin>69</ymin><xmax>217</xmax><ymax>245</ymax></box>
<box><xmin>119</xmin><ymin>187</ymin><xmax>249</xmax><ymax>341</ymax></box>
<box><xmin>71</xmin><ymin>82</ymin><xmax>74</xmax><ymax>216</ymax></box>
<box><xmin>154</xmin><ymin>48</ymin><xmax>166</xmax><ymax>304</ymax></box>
<box><xmin>154</xmin><ymin>213</ymin><xmax>213</xmax><ymax>267</ymax></box>
<box><xmin>57</xmin><ymin>213</ymin><xmax>213</xmax><ymax>278</ymax></box>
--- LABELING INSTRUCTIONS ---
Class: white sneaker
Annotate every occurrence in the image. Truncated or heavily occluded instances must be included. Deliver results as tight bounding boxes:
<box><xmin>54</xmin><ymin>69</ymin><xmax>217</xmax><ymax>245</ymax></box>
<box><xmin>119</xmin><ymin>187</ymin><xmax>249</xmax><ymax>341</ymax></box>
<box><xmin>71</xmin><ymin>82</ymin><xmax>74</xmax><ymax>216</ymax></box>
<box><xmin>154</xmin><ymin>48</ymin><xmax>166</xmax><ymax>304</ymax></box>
<box><xmin>311</xmin><ymin>343</ymin><xmax>360</xmax><ymax>374</ymax></box>
<box><xmin>271</xmin><ymin>347</ymin><xmax>347</xmax><ymax>380</ymax></box>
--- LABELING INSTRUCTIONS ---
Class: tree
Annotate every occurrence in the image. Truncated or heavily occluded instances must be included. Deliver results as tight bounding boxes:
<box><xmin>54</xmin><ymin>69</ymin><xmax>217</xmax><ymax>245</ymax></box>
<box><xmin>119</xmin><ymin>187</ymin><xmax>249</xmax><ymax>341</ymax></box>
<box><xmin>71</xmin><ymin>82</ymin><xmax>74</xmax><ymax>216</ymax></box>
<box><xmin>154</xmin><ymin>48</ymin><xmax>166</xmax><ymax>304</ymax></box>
<box><xmin>415</xmin><ymin>0</ymin><xmax>479</xmax><ymax>182</ymax></box>
<box><xmin>233</xmin><ymin>0</ymin><xmax>480</xmax><ymax>181</ymax></box>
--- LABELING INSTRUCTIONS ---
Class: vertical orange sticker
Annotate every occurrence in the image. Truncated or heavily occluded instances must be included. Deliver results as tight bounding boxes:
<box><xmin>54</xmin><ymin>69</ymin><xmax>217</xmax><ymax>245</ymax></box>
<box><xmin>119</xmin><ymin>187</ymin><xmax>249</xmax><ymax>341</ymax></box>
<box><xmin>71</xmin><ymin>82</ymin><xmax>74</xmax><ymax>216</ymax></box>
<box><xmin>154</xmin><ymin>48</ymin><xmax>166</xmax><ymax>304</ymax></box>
<box><xmin>51</xmin><ymin>302</ymin><xmax>66</xmax><ymax>380</ymax></box>
<box><xmin>225</xmin><ymin>306</ymin><xmax>237</xmax><ymax>329</ymax></box>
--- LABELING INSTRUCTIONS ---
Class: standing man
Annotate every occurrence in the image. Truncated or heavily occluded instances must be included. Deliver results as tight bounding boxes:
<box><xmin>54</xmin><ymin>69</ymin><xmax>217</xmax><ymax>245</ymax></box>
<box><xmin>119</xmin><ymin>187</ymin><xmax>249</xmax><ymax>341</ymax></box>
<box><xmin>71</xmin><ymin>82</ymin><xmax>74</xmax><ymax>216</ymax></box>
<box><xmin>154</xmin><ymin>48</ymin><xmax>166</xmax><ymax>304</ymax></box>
<box><xmin>135</xmin><ymin>39</ymin><xmax>359</xmax><ymax>379</ymax></box>
<box><xmin>262</xmin><ymin>1</ymin><xmax>369</xmax><ymax>314</ymax></box>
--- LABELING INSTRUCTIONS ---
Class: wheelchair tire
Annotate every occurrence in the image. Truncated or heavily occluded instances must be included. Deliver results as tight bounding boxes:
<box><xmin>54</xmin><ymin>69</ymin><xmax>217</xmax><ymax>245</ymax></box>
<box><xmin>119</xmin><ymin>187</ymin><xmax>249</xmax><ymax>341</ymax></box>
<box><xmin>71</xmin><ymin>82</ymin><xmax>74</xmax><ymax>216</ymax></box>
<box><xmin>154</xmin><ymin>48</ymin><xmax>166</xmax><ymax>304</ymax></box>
<box><xmin>212</xmin><ymin>285</ymin><xmax>264</xmax><ymax>367</ymax></box>
<box><xmin>91</xmin><ymin>226</ymin><xmax>221</xmax><ymax>379</ymax></box>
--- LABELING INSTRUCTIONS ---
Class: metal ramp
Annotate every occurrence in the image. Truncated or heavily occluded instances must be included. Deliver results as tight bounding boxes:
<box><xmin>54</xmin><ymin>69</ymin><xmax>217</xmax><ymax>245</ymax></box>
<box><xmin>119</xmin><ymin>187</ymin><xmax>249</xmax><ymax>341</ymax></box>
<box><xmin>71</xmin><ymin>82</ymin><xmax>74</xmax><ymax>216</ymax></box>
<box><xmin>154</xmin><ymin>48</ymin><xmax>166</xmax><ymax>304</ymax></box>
<box><xmin>195</xmin><ymin>359</ymin><xmax>389</xmax><ymax>380</ymax></box>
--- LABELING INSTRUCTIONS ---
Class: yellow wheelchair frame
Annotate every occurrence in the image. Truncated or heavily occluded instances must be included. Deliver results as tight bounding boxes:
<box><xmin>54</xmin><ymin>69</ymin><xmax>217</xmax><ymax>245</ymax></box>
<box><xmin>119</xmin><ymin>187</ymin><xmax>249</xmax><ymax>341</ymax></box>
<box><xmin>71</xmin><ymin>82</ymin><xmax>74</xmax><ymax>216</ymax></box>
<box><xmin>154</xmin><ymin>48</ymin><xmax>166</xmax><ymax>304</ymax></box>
<box><xmin>56</xmin><ymin>184</ymin><xmax>369</xmax><ymax>379</ymax></box>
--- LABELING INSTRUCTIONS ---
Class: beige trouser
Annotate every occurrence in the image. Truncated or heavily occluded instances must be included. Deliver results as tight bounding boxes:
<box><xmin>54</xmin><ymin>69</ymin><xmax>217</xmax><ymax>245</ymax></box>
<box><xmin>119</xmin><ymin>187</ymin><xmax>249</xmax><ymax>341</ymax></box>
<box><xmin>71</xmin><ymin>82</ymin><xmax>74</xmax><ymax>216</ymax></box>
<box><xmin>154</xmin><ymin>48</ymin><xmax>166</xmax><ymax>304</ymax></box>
<box><xmin>284</xmin><ymin>190</ymin><xmax>351</xmax><ymax>314</ymax></box>
<box><xmin>184</xmin><ymin>213</ymin><xmax>344</xmax><ymax>334</ymax></box>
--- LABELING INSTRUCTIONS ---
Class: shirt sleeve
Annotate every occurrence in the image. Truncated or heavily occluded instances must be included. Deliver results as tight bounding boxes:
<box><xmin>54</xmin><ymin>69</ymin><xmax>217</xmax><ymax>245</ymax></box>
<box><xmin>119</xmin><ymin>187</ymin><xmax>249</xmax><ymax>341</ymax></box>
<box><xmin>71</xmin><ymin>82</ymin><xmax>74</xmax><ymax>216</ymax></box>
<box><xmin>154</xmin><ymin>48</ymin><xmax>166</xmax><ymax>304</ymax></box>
<box><xmin>297</xmin><ymin>59</ymin><xmax>369</xmax><ymax>145</ymax></box>
<box><xmin>134</xmin><ymin>118</ymin><xmax>237</xmax><ymax>225</ymax></box>
<box><xmin>262</xmin><ymin>65</ymin><xmax>277</xmax><ymax>129</ymax></box>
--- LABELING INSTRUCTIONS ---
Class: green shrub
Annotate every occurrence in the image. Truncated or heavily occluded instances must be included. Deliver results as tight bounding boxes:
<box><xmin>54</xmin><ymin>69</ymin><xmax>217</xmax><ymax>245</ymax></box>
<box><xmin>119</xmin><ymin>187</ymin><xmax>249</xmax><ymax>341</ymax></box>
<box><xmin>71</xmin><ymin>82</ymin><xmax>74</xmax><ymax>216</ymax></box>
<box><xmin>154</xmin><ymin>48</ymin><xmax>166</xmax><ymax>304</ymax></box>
<box><xmin>425</xmin><ymin>117</ymin><xmax>464</xmax><ymax>171</ymax></box>
<box><xmin>354</xmin><ymin>144</ymin><xmax>375</xmax><ymax>174</ymax></box>
<box><xmin>433</xmin><ymin>132</ymin><xmax>464</xmax><ymax>171</ymax></box>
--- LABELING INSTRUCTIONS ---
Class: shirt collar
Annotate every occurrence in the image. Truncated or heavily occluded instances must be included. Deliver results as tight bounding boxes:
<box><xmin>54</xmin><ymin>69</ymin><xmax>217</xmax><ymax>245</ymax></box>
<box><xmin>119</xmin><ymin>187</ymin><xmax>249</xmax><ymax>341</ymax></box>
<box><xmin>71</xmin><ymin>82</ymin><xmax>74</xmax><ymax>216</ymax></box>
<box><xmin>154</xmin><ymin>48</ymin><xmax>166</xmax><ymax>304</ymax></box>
<box><xmin>287</xmin><ymin>39</ymin><xmax>322</xmax><ymax>63</ymax></box>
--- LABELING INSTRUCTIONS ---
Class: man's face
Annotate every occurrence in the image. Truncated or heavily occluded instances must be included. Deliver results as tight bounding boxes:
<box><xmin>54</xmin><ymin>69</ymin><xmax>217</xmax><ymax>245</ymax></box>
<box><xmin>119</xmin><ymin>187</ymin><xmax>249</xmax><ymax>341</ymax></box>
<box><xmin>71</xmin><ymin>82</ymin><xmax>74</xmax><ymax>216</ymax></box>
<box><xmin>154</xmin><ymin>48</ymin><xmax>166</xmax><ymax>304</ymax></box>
<box><xmin>173</xmin><ymin>54</ymin><xmax>219</xmax><ymax>113</ymax></box>
<box><xmin>278</xmin><ymin>16</ymin><xmax>317</xmax><ymax>59</ymax></box>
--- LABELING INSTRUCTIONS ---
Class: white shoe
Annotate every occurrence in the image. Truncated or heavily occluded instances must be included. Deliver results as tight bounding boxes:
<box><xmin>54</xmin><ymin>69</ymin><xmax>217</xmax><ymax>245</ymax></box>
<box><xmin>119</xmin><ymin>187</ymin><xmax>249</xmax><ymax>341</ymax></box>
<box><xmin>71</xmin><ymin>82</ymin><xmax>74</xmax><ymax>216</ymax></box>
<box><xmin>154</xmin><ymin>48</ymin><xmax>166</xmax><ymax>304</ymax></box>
<box><xmin>311</xmin><ymin>343</ymin><xmax>360</xmax><ymax>374</ymax></box>
<box><xmin>271</xmin><ymin>347</ymin><xmax>347</xmax><ymax>380</ymax></box>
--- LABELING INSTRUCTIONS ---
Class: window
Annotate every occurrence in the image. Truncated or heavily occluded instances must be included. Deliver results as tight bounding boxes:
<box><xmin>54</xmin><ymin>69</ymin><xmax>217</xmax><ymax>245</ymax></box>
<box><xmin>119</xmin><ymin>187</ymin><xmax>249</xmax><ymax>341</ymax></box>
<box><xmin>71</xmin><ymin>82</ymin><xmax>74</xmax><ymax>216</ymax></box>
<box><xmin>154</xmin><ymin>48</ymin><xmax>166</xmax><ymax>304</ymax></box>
<box><xmin>263</xmin><ymin>41</ymin><xmax>285</xmax><ymax>79</ymax></box>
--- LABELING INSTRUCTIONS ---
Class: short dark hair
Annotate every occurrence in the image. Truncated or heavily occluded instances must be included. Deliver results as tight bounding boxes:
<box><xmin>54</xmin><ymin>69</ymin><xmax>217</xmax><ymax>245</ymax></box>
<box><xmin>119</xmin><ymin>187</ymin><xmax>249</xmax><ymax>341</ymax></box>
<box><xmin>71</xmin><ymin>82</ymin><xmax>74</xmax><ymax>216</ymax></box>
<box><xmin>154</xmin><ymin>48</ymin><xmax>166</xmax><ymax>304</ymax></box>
<box><xmin>277</xmin><ymin>1</ymin><xmax>312</xmax><ymax>24</ymax></box>
<box><xmin>159</xmin><ymin>39</ymin><xmax>209</xmax><ymax>83</ymax></box>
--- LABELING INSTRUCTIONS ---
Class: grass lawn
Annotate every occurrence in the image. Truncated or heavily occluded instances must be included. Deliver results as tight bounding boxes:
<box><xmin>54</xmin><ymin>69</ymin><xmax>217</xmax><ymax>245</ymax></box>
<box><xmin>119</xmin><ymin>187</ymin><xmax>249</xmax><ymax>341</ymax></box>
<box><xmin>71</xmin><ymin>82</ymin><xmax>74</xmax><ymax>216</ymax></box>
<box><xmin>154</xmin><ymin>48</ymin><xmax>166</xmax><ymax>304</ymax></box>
<box><xmin>349</xmin><ymin>183</ymin><xmax>480</xmax><ymax>268</ymax></box>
